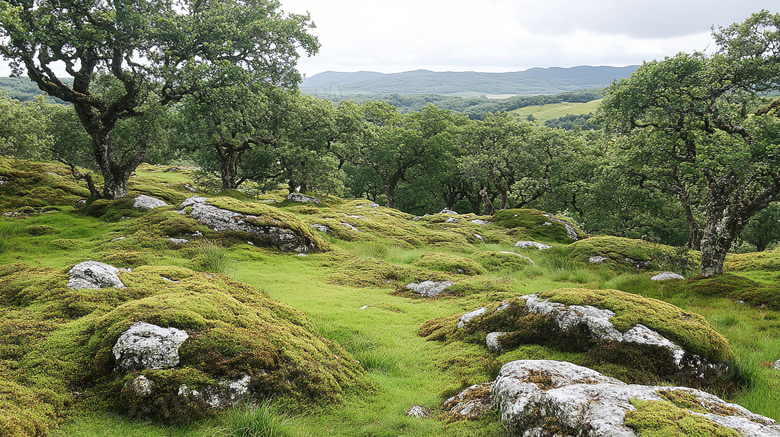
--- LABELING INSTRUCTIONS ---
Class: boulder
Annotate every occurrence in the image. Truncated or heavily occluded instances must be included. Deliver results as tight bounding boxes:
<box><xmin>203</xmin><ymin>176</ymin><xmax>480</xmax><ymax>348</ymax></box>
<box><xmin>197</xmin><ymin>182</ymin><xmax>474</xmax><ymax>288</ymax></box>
<box><xmin>440</xmin><ymin>208</ymin><xmax>458</xmax><ymax>215</ymax></box>
<box><xmin>180</xmin><ymin>196</ymin><xmax>208</xmax><ymax>208</ymax></box>
<box><xmin>486</xmin><ymin>332</ymin><xmax>506</xmax><ymax>352</ymax></box>
<box><xmin>514</xmin><ymin>241</ymin><xmax>552</xmax><ymax>250</ymax></box>
<box><xmin>470</xmin><ymin>219</ymin><xmax>490</xmax><ymax>225</ymax></box>
<box><xmin>473</xmin><ymin>360</ymin><xmax>780</xmax><ymax>436</ymax></box>
<box><xmin>133</xmin><ymin>195</ymin><xmax>168</xmax><ymax>210</ymax></box>
<box><xmin>589</xmin><ymin>255</ymin><xmax>607</xmax><ymax>263</ymax></box>
<box><xmin>443</xmin><ymin>382</ymin><xmax>492</xmax><ymax>420</ymax></box>
<box><xmin>458</xmin><ymin>307</ymin><xmax>488</xmax><ymax>328</ymax></box>
<box><xmin>311</xmin><ymin>224</ymin><xmax>329</xmax><ymax>233</ymax></box>
<box><xmin>67</xmin><ymin>261</ymin><xmax>130</xmax><ymax>289</ymax></box>
<box><xmin>405</xmin><ymin>405</ymin><xmax>430</xmax><ymax>418</ymax></box>
<box><xmin>652</xmin><ymin>271</ymin><xmax>685</xmax><ymax>281</ymax></box>
<box><xmin>286</xmin><ymin>192</ymin><xmax>321</xmax><ymax>204</ymax></box>
<box><xmin>519</xmin><ymin>294</ymin><xmax>726</xmax><ymax>380</ymax></box>
<box><xmin>186</xmin><ymin>201</ymin><xmax>317</xmax><ymax>253</ymax></box>
<box><xmin>178</xmin><ymin>375</ymin><xmax>252</xmax><ymax>408</ymax></box>
<box><xmin>420</xmin><ymin>289</ymin><xmax>733</xmax><ymax>388</ymax></box>
<box><xmin>775</xmin><ymin>359</ymin><xmax>780</xmax><ymax>371</ymax></box>
<box><xmin>406</xmin><ymin>280</ymin><xmax>453</xmax><ymax>297</ymax></box>
<box><xmin>543</xmin><ymin>214</ymin><xmax>580</xmax><ymax>241</ymax></box>
<box><xmin>168</xmin><ymin>237</ymin><xmax>189</xmax><ymax>245</ymax></box>
<box><xmin>112</xmin><ymin>322</ymin><xmax>189</xmax><ymax>370</ymax></box>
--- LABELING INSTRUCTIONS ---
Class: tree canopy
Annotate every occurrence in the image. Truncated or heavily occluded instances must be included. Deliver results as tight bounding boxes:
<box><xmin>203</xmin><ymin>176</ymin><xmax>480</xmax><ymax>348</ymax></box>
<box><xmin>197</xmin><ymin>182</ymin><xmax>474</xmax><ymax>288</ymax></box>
<box><xmin>0</xmin><ymin>0</ymin><xmax>319</xmax><ymax>198</ymax></box>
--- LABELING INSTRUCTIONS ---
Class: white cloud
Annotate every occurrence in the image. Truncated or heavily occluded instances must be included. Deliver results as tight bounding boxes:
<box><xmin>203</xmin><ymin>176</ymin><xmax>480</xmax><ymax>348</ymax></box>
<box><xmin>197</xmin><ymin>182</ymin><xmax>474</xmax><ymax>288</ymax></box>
<box><xmin>1</xmin><ymin>1</ymin><xmax>770</xmax><ymax>77</ymax></box>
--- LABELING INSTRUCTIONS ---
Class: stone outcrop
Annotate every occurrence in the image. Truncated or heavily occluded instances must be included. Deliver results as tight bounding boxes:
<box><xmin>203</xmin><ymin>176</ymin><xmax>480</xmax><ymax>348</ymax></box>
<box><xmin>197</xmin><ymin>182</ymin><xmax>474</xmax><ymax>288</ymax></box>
<box><xmin>651</xmin><ymin>271</ymin><xmax>685</xmax><ymax>281</ymax></box>
<box><xmin>514</xmin><ymin>241</ymin><xmax>552</xmax><ymax>250</ymax></box>
<box><xmin>178</xmin><ymin>375</ymin><xmax>252</xmax><ymax>408</ymax></box>
<box><xmin>181</xmin><ymin>197</ymin><xmax>317</xmax><ymax>253</ymax></box>
<box><xmin>133</xmin><ymin>195</ymin><xmax>168</xmax><ymax>210</ymax></box>
<box><xmin>543</xmin><ymin>214</ymin><xmax>580</xmax><ymax>241</ymax></box>
<box><xmin>286</xmin><ymin>192</ymin><xmax>321</xmax><ymax>204</ymax></box>
<box><xmin>518</xmin><ymin>294</ymin><xmax>728</xmax><ymax>381</ymax></box>
<box><xmin>406</xmin><ymin>280</ymin><xmax>453</xmax><ymax>297</ymax></box>
<box><xmin>444</xmin><ymin>360</ymin><xmax>780</xmax><ymax>436</ymax></box>
<box><xmin>113</xmin><ymin>322</ymin><xmax>189</xmax><ymax>370</ymax></box>
<box><xmin>67</xmin><ymin>261</ymin><xmax>130</xmax><ymax>289</ymax></box>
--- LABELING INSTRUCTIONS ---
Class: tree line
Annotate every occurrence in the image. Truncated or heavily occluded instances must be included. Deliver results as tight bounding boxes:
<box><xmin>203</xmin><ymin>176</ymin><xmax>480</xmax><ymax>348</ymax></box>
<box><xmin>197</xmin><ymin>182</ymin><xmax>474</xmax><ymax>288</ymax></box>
<box><xmin>1</xmin><ymin>1</ymin><xmax>779</xmax><ymax>276</ymax></box>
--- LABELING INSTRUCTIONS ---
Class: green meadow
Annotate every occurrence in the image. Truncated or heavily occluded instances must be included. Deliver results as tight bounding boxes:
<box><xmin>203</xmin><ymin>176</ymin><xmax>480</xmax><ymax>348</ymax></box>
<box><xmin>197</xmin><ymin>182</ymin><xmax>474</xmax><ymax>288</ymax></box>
<box><xmin>1</xmin><ymin>159</ymin><xmax>779</xmax><ymax>436</ymax></box>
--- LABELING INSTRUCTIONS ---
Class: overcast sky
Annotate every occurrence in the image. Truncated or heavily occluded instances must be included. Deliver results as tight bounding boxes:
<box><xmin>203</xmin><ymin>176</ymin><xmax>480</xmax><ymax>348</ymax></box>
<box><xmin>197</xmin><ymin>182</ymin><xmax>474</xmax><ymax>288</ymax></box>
<box><xmin>280</xmin><ymin>0</ymin><xmax>771</xmax><ymax>77</ymax></box>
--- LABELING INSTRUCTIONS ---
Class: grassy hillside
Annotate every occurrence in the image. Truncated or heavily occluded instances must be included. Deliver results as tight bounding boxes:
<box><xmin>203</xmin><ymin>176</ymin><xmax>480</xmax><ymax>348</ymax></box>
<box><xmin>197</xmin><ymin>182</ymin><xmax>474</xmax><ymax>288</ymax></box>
<box><xmin>1</xmin><ymin>158</ymin><xmax>779</xmax><ymax>436</ymax></box>
<box><xmin>510</xmin><ymin>99</ymin><xmax>603</xmax><ymax>124</ymax></box>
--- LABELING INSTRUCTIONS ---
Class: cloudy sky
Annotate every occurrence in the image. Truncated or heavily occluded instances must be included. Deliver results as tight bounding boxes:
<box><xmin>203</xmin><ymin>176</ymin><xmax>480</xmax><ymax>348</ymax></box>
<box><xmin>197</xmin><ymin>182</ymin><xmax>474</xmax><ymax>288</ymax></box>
<box><xmin>280</xmin><ymin>0</ymin><xmax>771</xmax><ymax>77</ymax></box>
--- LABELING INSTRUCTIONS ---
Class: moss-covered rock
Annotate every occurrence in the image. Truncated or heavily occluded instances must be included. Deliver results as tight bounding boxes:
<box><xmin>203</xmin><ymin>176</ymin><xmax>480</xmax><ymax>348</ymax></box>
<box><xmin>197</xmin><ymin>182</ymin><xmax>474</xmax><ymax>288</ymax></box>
<box><xmin>681</xmin><ymin>273</ymin><xmax>780</xmax><ymax>310</ymax></box>
<box><xmin>493</xmin><ymin>209</ymin><xmax>587</xmax><ymax>244</ymax></box>
<box><xmin>419</xmin><ymin>288</ymin><xmax>734</xmax><ymax>389</ymax></box>
<box><xmin>566</xmin><ymin>236</ymin><xmax>698</xmax><ymax>273</ymax></box>
<box><xmin>476</xmin><ymin>251</ymin><xmax>534</xmax><ymax>272</ymax></box>
<box><xmin>0</xmin><ymin>263</ymin><xmax>365</xmax><ymax>432</ymax></box>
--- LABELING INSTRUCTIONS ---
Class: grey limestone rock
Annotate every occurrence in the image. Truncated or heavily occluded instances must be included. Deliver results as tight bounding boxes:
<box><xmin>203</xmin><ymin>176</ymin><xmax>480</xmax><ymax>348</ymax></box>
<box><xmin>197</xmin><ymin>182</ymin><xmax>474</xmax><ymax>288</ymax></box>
<box><xmin>406</xmin><ymin>280</ymin><xmax>453</xmax><ymax>297</ymax></box>
<box><xmin>186</xmin><ymin>201</ymin><xmax>315</xmax><ymax>253</ymax></box>
<box><xmin>486</xmin><ymin>332</ymin><xmax>506</xmax><ymax>352</ymax></box>
<box><xmin>113</xmin><ymin>322</ymin><xmax>189</xmax><ymax>370</ymax></box>
<box><xmin>133</xmin><ymin>195</ymin><xmax>168</xmax><ymax>210</ymax></box>
<box><xmin>67</xmin><ymin>261</ymin><xmax>130</xmax><ymax>289</ymax></box>
<box><xmin>775</xmin><ymin>359</ymin><xmax>780</xmax><ymax>371</ymax></box>
<box><xmin>499</xmin><ymin>250</ymin><xmax>536</xmax><ymax>265</ymax></box>
<box><xmin>490</xmin><ymin>360</ymin><xmax>780</xmax><ymax>436</ymax></box>
<box><xmin>440</xmin><ymin>208</ymin><xmax>458</xmax><ymax>215</ymax></box>
<box><xmin>543</xmin><ymin>214</ymin><xmax>580</xmax><ymax>241</ymax></box>
<box><xmin>514</xmin><ymin>241</ymin><xmax>552</xmax><ymax>250</ymax></box>
<box><xmin>286</xmin><ymin>192</ymin><xmax>321</xmax><ymax>204</ymax></box>
<box><xmin>168</xmin><ymin>237</ymin><xmax>189</xmax><ymax>245</ymax></box>
<box><xmin>651</xmin><ymin>271</ymin><xmax>685</xmax><ymax>281</ymax></box>
<box><xmin>520</xmin><ymin>294</ymin><xmax>726</xmax><ymax>379</ymax></box>
<box><xmin>443</xmin><ymin>382</ymin><xmax>493</xmax><ymax>420</ymax></box>
<box><xmin>178</xmin><ymin>375</ymin><xmax>252</xmax><ymax>408</ymax></box>
<box><xmin>405</xmin><ymin>405</ymin><xmax>430</xmax><ymax>418</ymax></box>
<box><xmin>589</xmin><ymin>255</ymin><xmax>607</xmax><ymax>263</ymax></box>
<box><xmin>458</xmin><ymin>307</ymin><xmax>488</xmax><ymax>328</ymax></box>
<box><xmin>311</xmin><ymin>224</ymin><xmax>329</xmax><ymax>233</ymax></box>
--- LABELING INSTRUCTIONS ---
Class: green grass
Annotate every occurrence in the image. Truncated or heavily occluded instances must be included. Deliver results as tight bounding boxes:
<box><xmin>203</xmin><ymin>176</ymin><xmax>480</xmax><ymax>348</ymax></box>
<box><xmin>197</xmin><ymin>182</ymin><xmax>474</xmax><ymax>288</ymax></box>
<box><xmin>2</xmin><ymin>158</ymin><xmax>780</xmax><ymax>436</ymax></box>
<box><xmin>509</xmin><ymin>99</ymin><xmax>603</xmax><ymax>124</ymax></box>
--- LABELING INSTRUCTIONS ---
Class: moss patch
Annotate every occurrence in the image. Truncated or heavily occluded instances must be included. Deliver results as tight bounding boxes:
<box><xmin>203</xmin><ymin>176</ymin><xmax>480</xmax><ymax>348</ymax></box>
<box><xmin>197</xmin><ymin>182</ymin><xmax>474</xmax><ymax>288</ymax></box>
<box><xmin>566</xmin><ymin>236</ymin><xmax>697</xmax><ymax>273</ymax></box>
<box><xmin>681</xmin><ymin>274</ymin><xmax>780</xmax><ymax>310</ymax></box>
<box><xmin>476</xmin><ymin>251</ymin><xmax>533</xmax><ymax>272</ymax></box>
<box><xmin>625</xmin><ymin>398</ymin><xmax>741</xmax><ymax>437</ymax></box>
<box><xmin>0</xmin><ymin>263</ymin><xmax>366</xmax><ymax>432</ymax></box>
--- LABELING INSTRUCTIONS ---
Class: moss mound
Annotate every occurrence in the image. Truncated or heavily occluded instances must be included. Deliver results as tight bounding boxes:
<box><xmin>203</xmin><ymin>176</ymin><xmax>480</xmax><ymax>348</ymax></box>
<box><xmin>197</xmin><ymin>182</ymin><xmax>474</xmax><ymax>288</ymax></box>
<box><xmin>0</xmin><ymin>158</ymin><xmax>90</xmax><ymax>210</ymax></box>
<box><xmin>493</xmin><ymin>209</ymin><xmax>586</xmax><ymax>244</ymax></box>
<box><xmin>419</xmin><ymin>288</ymin><xmax>734</xmax><ymax>388</ymax></box>
<box><xmin>477</xmin><ymin>251</ymin><xmax>534</xmax><ymax>272</ymax></box>
<box><xmin>682</xmin><ymin>274</ymin><xmax>780</xmax><ymax>310</ymax></box>
<box><xmin>415</xmin><ymin>252</ymin><xmax>486</xmax><ymax>276</ymax></box>
<box><xmin>0</xmin><ymin>263</ymin><xmax>365</xmax><ymax>433</ymax></box>
<box><xmin>726</xmin><ymin>249</ymin><xmax>780</xmax><ymax>273</ymax></box>
<box><xmin>566</xmin><ymin>236</ymin><xmax>697</xmax><ymax>273</ymax></box>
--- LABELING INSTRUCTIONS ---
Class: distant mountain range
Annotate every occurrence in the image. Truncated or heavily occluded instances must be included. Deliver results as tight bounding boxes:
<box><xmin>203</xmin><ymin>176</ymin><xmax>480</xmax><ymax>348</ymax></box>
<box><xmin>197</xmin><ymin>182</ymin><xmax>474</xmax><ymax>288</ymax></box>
<box><xmin>300</xmin><ymin>66</ymin><xmax>640</xmax><ymax>97</ymax></box>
